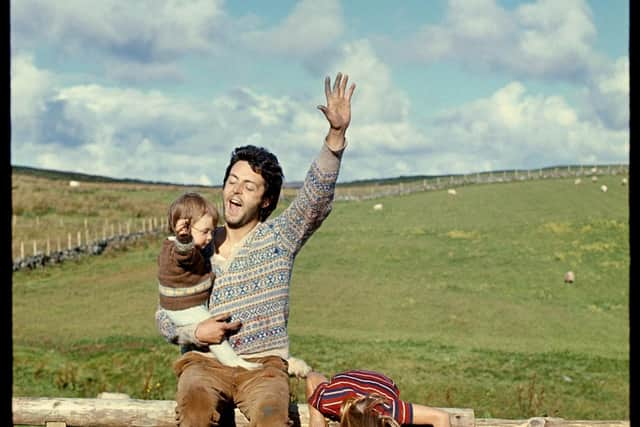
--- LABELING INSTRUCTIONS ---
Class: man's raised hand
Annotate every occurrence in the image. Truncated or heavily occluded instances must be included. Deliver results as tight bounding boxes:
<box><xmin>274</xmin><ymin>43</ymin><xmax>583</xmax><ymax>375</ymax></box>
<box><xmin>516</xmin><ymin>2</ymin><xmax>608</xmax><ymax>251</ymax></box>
<box><xmin>317</xmin><ymin>72</ymin><xmax>356</xmax><ymax>149</ymax></box>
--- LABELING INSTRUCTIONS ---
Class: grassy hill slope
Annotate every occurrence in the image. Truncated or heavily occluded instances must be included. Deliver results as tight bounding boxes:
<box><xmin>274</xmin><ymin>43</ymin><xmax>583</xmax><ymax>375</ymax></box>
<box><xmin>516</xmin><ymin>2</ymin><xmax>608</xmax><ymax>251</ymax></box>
<box><xmin>12</xmin><ymin>173</ymin><xmax>629</xmax><ymax>419</ymax></box>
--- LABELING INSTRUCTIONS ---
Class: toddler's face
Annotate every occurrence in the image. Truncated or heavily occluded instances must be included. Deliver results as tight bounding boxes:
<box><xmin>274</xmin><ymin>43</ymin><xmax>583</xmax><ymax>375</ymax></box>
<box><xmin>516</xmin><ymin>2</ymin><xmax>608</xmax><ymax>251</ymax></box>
<box><xmin>191</xmin><ymin>214</ymin><xmax>215</xmax><ymax>249</ymax></box>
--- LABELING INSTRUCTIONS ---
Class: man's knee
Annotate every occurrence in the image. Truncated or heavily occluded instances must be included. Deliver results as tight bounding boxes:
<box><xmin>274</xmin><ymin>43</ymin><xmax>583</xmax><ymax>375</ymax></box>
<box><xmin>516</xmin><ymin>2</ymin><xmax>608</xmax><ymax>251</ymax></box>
<box><xmin>250</xmin><ymin>399</ymin><xmax>290</xmax><ymax>427</ymax></box>
<box><xmin>176</xmin><ymin>384</ymin><xmax>222</xmax><ymax>427</ymax></box>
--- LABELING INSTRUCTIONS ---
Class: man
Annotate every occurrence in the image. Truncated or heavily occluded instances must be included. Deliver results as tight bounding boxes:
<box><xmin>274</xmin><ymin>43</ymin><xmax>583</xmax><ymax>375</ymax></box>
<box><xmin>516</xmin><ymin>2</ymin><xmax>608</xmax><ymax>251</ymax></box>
<box><xmin>155</xmin><ymin>72</ymin><xmax>356</xmax><ymax>427</ymax></box>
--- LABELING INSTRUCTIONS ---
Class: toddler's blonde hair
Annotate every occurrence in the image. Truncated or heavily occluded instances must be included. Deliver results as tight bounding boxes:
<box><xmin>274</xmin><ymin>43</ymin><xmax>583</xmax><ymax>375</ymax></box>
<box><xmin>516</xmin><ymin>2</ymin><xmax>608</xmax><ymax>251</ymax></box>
<box><xmin>339</xmin><ymin>394</ymin><xmax>400</xmax><ymax>427</ymax></box>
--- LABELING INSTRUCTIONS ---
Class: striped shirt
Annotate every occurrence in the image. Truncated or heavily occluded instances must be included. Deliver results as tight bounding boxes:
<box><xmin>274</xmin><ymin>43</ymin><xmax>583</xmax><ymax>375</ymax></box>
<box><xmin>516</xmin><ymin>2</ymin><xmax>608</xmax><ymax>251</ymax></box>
<box><xmin>308</xmin><ymin>370</ymin><xmax>414</xmax><ymax>425</ymax></box>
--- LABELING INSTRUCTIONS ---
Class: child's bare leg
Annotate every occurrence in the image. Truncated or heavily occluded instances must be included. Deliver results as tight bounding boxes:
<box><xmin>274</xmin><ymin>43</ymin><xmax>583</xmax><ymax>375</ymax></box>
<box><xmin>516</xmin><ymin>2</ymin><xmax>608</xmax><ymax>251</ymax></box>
<box><xmin>306</xmin><ymin>372</ymin><xmax>329</xmax><ymax>427</ymax></box>
<box><xmin>411</xmin><ymin>404</ymin><xmax>451</xmax><ymax>427</ymax></box>
<box><xmin>209</xmin><ymin>340</ymin><xmax>262</xmax><ymax>370</ymax></box>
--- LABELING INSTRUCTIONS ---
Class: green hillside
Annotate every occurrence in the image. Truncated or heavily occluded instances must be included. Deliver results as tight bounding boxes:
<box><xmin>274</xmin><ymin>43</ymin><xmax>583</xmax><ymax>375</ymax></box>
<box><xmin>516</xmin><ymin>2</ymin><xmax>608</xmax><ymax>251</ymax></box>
<box><xmin>12</xmin><ymin>174</ymin><xmax>629</xmax><ymax>419</ymax></box>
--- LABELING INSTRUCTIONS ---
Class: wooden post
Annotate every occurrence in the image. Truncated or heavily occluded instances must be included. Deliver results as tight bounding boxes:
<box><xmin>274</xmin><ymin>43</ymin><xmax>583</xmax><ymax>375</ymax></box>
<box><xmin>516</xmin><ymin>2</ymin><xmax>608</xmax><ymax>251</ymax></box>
<box><xmin>110</xmin><ymin>224</ymin><xmax>115</xmax><ymax>237</ymax></box>
<box><xmin>126</xmin><ymin>221</ymin><xmax>130</xmax><ymax>235</ymax></box>
<box><xmin>68</xmin><ymin>233</ymin><xmax>72</xmax><ymax>250</ymax></box>
<box><xmin>20</xmin><ymin>241</ymin><xmax>24</xmax><ymax>259</ymax></box>
<box><xmin>103</xmin><ymin>227</ymin><xmax>106</xmax><ymax>240</ymax></box>
<box><xmin>118</xmin><ymin>223</ymin><xmax>122</xmax><ymax>236</ymax></box>
<box><xmin>84</xmin><ymin>218</ymin><xmax>88</xmax><ymax>230</ymax></box>
<box><xmin>85</xmin><ymin>229</ymin><xmax>90</xmax><ymax>245</ymax></box>
<box><xmin>46</xmin><ymin>239</ymin><xmax>50</xmax><ymax>255</ymax></box>
<box><xmin>77</xmin><ymin>231</ymin><xmax>82</xmax><ymax>247</ymax></box>
<box><xmin>33</xmin><ymin>240</ymin><xmax>37</xmax><ymax>256</ymax></box>
<box><xmin>57</xmin><ymin>237</ymin><xmax>61</xmax><ymax>252</ymax></box>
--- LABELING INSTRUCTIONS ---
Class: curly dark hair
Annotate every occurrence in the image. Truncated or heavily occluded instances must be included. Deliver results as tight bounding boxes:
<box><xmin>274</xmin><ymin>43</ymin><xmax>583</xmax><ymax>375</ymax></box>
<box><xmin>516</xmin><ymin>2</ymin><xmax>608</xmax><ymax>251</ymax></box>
<box><xmin>223</xmin><ymin>145</ymin><xmax>284</xmax><ymax>222</ymax></box>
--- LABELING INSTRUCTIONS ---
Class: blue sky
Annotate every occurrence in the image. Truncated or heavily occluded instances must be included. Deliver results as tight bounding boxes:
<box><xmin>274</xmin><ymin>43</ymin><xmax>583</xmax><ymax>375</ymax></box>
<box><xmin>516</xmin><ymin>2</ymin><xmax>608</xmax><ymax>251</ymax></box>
<box><xmin>10</xmin><ymin>0</ymin><xmax>629</xmax><ymax>185</ymax></box>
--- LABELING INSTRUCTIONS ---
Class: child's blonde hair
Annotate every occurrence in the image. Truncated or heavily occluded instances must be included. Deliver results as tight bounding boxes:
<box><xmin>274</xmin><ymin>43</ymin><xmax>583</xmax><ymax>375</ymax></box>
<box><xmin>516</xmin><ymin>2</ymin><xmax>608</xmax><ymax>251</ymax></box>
<box><xmin>339</xmin><ymin>394</ymin><xmax>400</xmax><ymax>427</ymax></box>
<box><xmin>167</xmin><ymin>192</ymin><xmax>218</xmax><ymax>234</ymax></box>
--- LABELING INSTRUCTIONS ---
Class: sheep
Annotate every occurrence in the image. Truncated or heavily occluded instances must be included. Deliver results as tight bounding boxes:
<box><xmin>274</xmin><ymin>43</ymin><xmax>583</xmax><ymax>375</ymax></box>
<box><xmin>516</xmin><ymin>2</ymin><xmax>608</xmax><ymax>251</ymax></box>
<box><xmin>574</xmin><ymin>178</ymin><xmax>581</xmax><ymax>185</ymax></box>
<box><xmin>621</xmin><ymin>177</ymin><xmax>628</xmax><ymax>186</ymax></box>
<box><xmin>373</xmin><ymin>203</ymin><xmax>383</xmax><ymax>211</ymax></box>
<box><xmin>69</xmin><ymin>180</ymin><xmax>80</xmax><ymax>187</ymax></box>
<box><xmin>564</xmin><ymin>271</ymin><xmax>575</xmax><ymax>284</ymax></box>
<box><xmin>447</xmin><ymin>188</ymin><xmax>457</xmax><ymax>196</ymax></box>
<box><xmin>600</xmin><ymin>185</ymin><xmax>608</xmax><ymax>193</ymax></box>
<box><xmin>591</xmin><ymin>167</ymin><xmax>598</xmax><ymax>174</ymax></box>
<box><xmin>591</xmin><ymin>175</ymin><xmax>598</xmax><ymax>183</ymax></box>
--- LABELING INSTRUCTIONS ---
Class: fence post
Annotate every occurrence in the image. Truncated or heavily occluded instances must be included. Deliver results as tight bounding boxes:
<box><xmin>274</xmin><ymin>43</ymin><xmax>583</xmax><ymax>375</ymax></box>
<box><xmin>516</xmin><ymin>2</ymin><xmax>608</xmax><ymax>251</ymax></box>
<box><xmin>32</xmin><ymin>240</ymin><xmax>37</xmax><ymax>256</ymax></box>
<box><xmin>46</xmin><ymin>238</ymin><xmax>50</xmax><ymax>255</ymax></box>
<box><xmin>21</xmin><ymin>241</ymin><xmax>24</xmax><ymax>259</ymax></box>
<box><xmin>68</xmin><ymin>233</ymin><xmax>72</xmax><ymax>250</ymax></box>
<box><xmin>77</xmin><ymin>231</ymin><xmax>82</xmax><ymax>247</ymax></box>
<box><xmin>111</xmin><ymin>224</ymin><xmax>115</xmax><ymax>237</ymax></box>
<box><xmin>126</xmin><ymin>221</ymin><xmax>130</xmax><ymax>235</ymax></box>
<box><xmin>85</xmin><ymin>229</ymin><xmax>90</xmax><ymax>245</ymax></box>
<box><xmin>57</xmin><ymin>237</ymin><xmax>61</xmax><ymax>252</ymax></box>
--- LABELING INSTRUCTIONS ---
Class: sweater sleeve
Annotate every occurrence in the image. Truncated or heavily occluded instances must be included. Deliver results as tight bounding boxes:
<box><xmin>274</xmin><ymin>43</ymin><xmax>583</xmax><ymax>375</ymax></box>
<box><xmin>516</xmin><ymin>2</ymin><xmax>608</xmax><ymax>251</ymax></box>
<box><xmin>154</xmin><ymin>305</ymin><xmax>210</xmax><ymax>347</ymax></box>
<box><xmin>272</xmin><ymin>140</ymin><xmax>345</xmax><ymax>255</ymax></box>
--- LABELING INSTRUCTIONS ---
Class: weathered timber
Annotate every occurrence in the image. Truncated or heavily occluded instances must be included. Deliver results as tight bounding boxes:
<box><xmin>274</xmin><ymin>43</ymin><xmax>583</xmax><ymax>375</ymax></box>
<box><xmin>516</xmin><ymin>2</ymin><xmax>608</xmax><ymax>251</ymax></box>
<box><xmin>476</xmin><ymin>419</ymin><xmax>629</xmax><ymax>427</ymax></box>
<box><xmin>12</xmin><ymin>396</ymin><xmax>474</xmax><ymax>427</ymax></box>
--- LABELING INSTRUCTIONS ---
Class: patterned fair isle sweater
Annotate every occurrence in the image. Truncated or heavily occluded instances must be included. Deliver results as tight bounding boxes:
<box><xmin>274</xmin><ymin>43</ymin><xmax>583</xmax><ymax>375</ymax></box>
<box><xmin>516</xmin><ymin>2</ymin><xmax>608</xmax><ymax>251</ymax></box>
<box><xmin>155</xmin><ymin>142</ymin><xmax>344</xmax><ymax>358</ymax></box>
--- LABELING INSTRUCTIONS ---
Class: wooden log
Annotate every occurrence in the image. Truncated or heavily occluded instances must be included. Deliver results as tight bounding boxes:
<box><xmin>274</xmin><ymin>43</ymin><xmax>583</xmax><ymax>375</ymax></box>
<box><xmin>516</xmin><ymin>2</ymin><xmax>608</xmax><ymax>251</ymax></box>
<box><xmin>12</xmin><ymin>397</ymin><xmax>474</xmax><ymax>427</ymax></box>
<box><xmin>476</xmin><ymin>418</ymin><xmax>629</xmax><ymax>427</ymax></box>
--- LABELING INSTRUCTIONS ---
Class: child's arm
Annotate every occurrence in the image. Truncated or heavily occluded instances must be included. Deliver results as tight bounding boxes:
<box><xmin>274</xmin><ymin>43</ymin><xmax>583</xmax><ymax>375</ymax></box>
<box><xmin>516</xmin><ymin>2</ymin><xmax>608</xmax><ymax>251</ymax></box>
<box><xmin>171</xmin><ymin>218</ymin><xmax>201</xmax><ymax>266</ymax></box>
<box><xmin>411</xmin><ymin>404</ymin><xmax>451</xmax><ymax>427</ymax></box>
<box><xmin>306</xmin><ymin>371</ymin><xmax>329</xmax><ymax>427</ymax></box>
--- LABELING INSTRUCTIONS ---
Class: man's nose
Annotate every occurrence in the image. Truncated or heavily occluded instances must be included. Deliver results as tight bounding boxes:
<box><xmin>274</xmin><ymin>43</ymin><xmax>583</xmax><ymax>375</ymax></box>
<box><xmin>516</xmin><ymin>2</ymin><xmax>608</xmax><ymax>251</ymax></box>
<box><xmin>231</xmin><ymin>182</ymin><xmax>243</xmax><ymax>193</ymax></box>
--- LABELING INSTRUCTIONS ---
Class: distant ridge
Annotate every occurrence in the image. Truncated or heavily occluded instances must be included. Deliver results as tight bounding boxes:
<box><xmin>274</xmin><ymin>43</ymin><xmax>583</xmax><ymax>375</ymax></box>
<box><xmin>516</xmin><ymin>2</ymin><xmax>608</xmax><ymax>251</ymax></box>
<box><xmin>12</xmin><ymin>162</ymin><xmax>627</xmax><ymax>189</ymax></box>
<box><xmin>11</xmin><ymin>165</ymin><xmax>212</xmax><ymax>188</ymax></box>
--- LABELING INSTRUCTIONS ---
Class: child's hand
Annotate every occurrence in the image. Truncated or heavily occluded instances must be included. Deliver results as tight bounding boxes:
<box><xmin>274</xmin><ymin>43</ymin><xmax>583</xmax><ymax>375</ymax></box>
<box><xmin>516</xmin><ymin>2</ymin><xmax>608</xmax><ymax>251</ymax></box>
<box><xmin>175</xmin><ymin>218</ymin><xmax>191</xmax><ymax>237</ymax></box>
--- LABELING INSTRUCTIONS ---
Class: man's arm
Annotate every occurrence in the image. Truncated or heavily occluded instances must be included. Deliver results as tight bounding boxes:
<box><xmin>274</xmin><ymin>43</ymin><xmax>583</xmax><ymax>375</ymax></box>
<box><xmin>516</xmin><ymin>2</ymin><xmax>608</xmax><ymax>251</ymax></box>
<box><xmin>274</xmin><ymin>73</ymin><xmax>356</xmax><ymax>252</ymax></box>
<box><xmin>154</xmin><ymin>307</ymin><xmax>241</xmax><ymax>347</ymax></box>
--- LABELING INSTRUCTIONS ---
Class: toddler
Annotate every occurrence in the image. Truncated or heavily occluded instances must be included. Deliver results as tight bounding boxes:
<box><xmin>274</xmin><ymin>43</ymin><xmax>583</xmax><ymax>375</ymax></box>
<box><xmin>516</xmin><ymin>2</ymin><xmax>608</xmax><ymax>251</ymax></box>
<box><xmin>157</xmin><ymin>192</ymin><xmax>262</xmax><ymax>370</ymax></box>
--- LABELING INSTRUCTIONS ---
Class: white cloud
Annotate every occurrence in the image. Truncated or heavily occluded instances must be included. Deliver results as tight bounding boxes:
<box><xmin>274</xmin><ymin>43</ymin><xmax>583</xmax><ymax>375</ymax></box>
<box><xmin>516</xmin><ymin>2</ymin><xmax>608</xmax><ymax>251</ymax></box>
<box><xmin>10</xmin><ymin>0</ymin><xmax>227</xmax><ymax>66</ymax></box>
<box><xmin>10</xmin><ymin>54</ymin><xmax>55</xmax><ymax>124</ymax></box>
<box><xmin>240</xmin><ymin>0</ymin><xmax>344</xmax><ymax>60</ymax></box>
<box><xmin>402</xmin><ymin>0</ymin><xmax>597</xmax><ymax>80</ymax></box>
<box><xmin>427</xmin><ymin>81</ymin><xmax>628</xmax><ymax>173</ymax></box>
<box><xmin>582</xmin><ymin>56</ymin><xmax>629</xmax><ymax>130</ymax></box>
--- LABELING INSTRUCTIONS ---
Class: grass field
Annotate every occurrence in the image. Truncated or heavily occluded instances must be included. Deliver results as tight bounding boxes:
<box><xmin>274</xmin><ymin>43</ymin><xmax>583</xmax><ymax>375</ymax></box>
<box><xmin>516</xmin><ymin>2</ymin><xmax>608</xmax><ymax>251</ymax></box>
<box><xmin>12</xmin><ymin>173</ymin><xmax>629</xmax><ymax>419</ymax></box>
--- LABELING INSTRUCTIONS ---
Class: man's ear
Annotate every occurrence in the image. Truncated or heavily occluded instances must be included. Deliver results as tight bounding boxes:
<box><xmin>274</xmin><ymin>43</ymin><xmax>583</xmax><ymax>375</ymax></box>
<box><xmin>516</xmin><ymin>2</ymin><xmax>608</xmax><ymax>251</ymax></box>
<box><xmin>261</xmin><ymin>198</ymin><xmax>271</xmax><ymax>209</ymax></box>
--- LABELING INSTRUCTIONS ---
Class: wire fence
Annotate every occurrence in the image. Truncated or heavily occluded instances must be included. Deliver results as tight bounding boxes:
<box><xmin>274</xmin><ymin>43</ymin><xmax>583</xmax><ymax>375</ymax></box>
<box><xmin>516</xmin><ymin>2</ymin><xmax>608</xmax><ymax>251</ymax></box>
<box><xmin>333</xmin><ymin>164</ymin><xmax>629</xmax><ymax>201</ymax></box>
